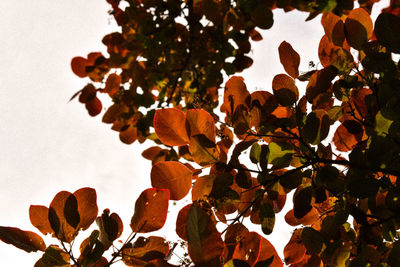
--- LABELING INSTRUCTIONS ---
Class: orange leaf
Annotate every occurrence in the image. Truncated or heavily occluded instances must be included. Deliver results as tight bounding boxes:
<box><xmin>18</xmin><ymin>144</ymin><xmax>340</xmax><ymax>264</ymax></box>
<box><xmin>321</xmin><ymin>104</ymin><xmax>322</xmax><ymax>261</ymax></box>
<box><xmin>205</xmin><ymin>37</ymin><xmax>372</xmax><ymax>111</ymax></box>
<box><xmin>321</xmin><ymin>12</ymin><xmax>345</xmax><ymax>46</ymax></box>
<box><xmin>154</xmin><ymin>108</ymin><xmax>189</xmax><ymax>146</ymax></box>
<box><xmin>176</xmin><ymin>204</ymin><xmax>191</xmax><ymax>241</ymax></box>
<box><xmin>284</xmin><ymin>208</ymin><xmax>319</xmax><ymax>226</ymax></box>
<box><xmin>272</xmin><ymin>74</ymin><xmax>299</xmax><ymax>106</ymax></box>
<box><xmin>344</xmin><ymin>8</ymin><xmax>373</xmax><ymax>50</ymax></box>
<box><xmin>71</xmin><ymin>57</ymin><xmax>88</xmax><ymax>78</ymax></box>
<box><xmin>74</xmin><ymin>187</ymin><xmax>98</xmax><ymax>231</ymax></box>
<box><xmin>232</xmin><ymin>231</ymin><xmax>261</xmax><ymax>266</ymax></box>
<box><xmin>122</xmin><ymin>236</ymin><xmax>169</xmax><ymax>264</ymax></box>
<box><xmin>85</xmin><ymin>96</ymin><xmax>102</xmax><ymax>117</ymax></box>
<box><xmin>29</xmin><ymin>205</ymin><xmax>53</xmax><ymax>236</ymax></box>
<box><xmin>151</xmin><ymin>161</ymin><xmax>193</xmax><ymax>200</ymax></box>
<box><xmin>305</xmin><ymin>66</ymin><xmax>337</xmax><ymax>103</ymax></box>
<box><xmin>257</xmin><ymin>236</ymin><xmax>283</xmax><ymax>267</ymax></box>
<box><xmin>186</xmin><ymin>109</ymin><xmax>216</xmax><ymax>142</ymax></box>
<box><xmin>189</xmin><ymin>134</ymin><xmax>220</xmax><ymax>167</ymax></box>
<box><xmin>0</xmin><ymin>226</ymin><xmax>46</xmax><ymax>252</ymax></box>
<box><xmin>278</xmin><ymin>41</ymin><xmax>300</xmax><ymax>78</ymax></box>
<box><xmin>119</xmin><ymin>125</ymin><xmax>137</xmax><ymax>144</ymax></box>
<box><xmin>221</xmin><ymin>76</ymin><xmax>250</xmax><ymax>115</ymax></box>
<box><xmin>48</xmin><ymin>191</ymin><xmax>77</xmax><ymax>242</ymax></box>
<box><xmin>130</xmin><ymin>188</ymin><xmax>169</xmax><ymax>233</ymax></box>
<box><xmin>333</xmin><ymin>120</ymin><xmax>366</xmax><ymax>152</ymax></box>
<box><xmin>284</xmin><ymin>229</ymin><xmax>306</xmax><ymax>265</ymax></box>
<box><xmin>104</xmin><ymin>73</ymin><xmax>121</xmax><ymax>96</ymax></box>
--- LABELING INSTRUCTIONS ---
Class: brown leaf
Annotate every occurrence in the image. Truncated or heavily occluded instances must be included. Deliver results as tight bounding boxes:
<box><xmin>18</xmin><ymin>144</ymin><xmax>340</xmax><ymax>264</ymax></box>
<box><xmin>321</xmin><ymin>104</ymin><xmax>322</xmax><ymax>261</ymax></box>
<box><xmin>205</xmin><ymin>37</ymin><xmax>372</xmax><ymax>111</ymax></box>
<box><xmin>278</xmin><ymin>41</ymin><xmax>300</xmax><ymax>78</ymax></box>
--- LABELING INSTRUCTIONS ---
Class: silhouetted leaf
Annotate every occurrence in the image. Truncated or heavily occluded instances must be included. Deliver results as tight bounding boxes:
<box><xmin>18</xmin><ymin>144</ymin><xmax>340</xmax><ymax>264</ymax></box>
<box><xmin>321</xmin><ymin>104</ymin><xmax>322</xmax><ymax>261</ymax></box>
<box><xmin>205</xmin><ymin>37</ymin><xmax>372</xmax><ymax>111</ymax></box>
<box><xmin>272</xmin><ymin>74</ymin><xmax>299</xmax><ymax>106</ymax></box>
<box><xmin>293</xmin><ymin>186</ymin><xmax>313</xmax><ymax>219</ymax></box>
<box><xmin>321</xmin><ymin>12</ymin><xmax>345</xmax><ymax>46</ymax></box>
<box><xmin>344</xmin><ymin>8</ymin><xmax>373</xmax><ymax>50</ymax></box>
<box><xmin>301</xmin><ymin>227</ymin><xmax>324</xmax><ymax>254</ymax></box>
<box><xmin>374</xmin><ymin>12</ymin><xmax>400</xmax><ymax>53</ymax></box>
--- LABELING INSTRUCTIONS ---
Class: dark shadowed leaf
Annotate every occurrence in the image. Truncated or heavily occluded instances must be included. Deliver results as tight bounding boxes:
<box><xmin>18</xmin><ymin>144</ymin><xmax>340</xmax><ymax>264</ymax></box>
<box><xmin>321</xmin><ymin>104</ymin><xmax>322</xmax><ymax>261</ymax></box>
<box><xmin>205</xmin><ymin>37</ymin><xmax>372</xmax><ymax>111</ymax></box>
<box><xmin>96</xmin><ymin>209</ymin><xmax>123</xmax><ymax>248</ymax></box>
<box><xmin>150</xmin><ymin>161</ymin><xmax>192</xmax><ymax>200</ymax></box>
<box><xmin>306</xmin><ymin>66</ymin><xmax>337</xmax><ymax>103</ymax></box>
<box><xmin>74</xmin><ymin>187</ymin><xmax>98</xmax><ymax>231</ymax></box>
<box><xmin>130</xmin><ymin>188</ymin><xmax>169</xmax><ymax>233</ymax></box>
<box><xmin>122</xmin><ymin>236</ymin><xmax>169</xmax><ymax>264</ymax></box>
<box><xmin>293</xmin><ymin>186</ymin><xmax>313</xmax><ymax>219</ymax></box>
<box><xmin>374</xmin><ymin>12</ymin><xmax>400</xmax><ymax>53</ymax></box>
<box><xmin>187</xmin><ymin>203</ymin><xmax>224</xmax><ymax>265</ymax></box>
<box><xmin>48</xmin><ymin>191</ymin><xmax>76</xmax><ymax>242</ymax></box>
<box><xmin>344</xmin><ymin>8</ymin><xmax>373</xmax><ymax>50</ymax></box>
<box><xmin>333</xmin><ymin>120</ymin><xmax>365</xmax><ymax>152</ymax></box>
<box><xmin>0</xmin><ymin>226</ymin><xmax>46</xmax><ymax>253</ymax></box>
<box><xmin>321</xmin><ymin>12</ymin><xmax>345</xmax><ymax>46</ymax></box>
<box><xmin>259</xmin><ymin>202</ymin><xmax>275</xmax><ymax>235</ymax></box>
<box><xmin>301</xmin><ymin>227</ymin><xmax>324</xmax><ymax>254</ymax></box>
<box><xmin>221</xmin><ymin>76</ymin><xmax>250</xmax><ymax>115</ymax></box>
<box><xmin>302</xmin><ymin>109</ymin><xmax>330</xmax><ymax>145</ymax></box>
<box><xmin>189</xmin><ymin>134</ymin><xmax>219</xmax><ymax>167</ymax></box>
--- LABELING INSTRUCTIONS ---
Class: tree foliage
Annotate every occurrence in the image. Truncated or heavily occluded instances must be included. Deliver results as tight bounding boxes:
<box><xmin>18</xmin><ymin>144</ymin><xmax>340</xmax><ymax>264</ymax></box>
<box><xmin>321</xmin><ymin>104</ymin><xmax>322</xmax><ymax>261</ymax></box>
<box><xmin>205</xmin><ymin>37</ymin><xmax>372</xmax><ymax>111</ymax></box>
<box><xmin>3</xmin><ymin>0</ymin><xmax>400</xmax><ymax>266</ymax></box>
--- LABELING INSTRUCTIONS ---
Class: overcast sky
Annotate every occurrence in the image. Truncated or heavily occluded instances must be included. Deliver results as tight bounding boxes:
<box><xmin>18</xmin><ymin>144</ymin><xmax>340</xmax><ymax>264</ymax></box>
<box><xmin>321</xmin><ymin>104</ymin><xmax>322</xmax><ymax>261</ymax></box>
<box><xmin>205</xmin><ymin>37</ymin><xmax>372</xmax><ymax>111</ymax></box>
<box><xmin>0</xmin><ymin>0</ymin><xmax>389</xmax><ymax>266</ymax></box>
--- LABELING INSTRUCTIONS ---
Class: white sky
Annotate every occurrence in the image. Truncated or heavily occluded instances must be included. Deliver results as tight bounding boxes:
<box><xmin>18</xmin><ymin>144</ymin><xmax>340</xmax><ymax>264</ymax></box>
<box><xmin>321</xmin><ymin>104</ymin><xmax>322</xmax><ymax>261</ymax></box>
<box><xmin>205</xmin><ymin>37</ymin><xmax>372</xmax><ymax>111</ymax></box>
<box><xmin>0</xmin><ymin>0</ymin><xmax>389</xmax><ymax>266</ymax></box>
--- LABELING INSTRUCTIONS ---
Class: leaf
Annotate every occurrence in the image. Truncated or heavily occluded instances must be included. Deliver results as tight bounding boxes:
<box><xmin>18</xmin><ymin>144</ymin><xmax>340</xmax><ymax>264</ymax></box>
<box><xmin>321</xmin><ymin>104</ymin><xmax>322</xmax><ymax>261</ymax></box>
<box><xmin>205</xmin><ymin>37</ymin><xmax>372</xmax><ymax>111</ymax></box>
<box><xmin>189</xmin><ymin>134</ymin><xmax>220</xmax><ymax>166</ymax></box>
<box><xmin>278</xmin><ymin>41</ymin><xmax>300</xmax><ymax>78</ymax></box>
<box><xmin>259</xmin><ymin>202</ymin><xmax>275</xmax><ymax>235</ymax></box>
<box><xmin>284</xmin><ymin>229</ymin><xmax>306</xmax><ymax>265</ymax></box>
<box><xmin>272</xmin><ymin>74</ymin><xmax>299</xmax><ymax>106</ymax></box>
<box><xmin>176</xmin><ymin>204</ymin><xmax>192</xmax><ymax>241</ymax></box>
<box><xmin>250</xmin><ymin>5</ymin><xmax>273</xmax><ymax>30</ymax></box>
<box><xmin>130</xmin><ymin>188</ymin><xmax>169</xmax><ymax>233</ymax></box>
<box><xmin>318</xmin><ymin>35</ymin><xmax>353</xmax><ymax>73</ymax></box>
<box><xmin>192</xmin><ymin>175</ymin><xmax>215</xmax><ymax>201</ymax></box>
<box><xmin>284</xmin><ymin>208</ymin><xmax>319</xmax><ymax>226</ymax></box>
<box><xmin>232</xmin><ymin>232</ymin><xmax>261</xmax><ymax>266</ymax></box>
<box><xmin>221</xmin><ymin>76</ymin><xmax>250</xmax><ymax>115</ymax></box>
<box><xmin>86</xmin><ymin>96</ymin><xmax>102</xmax><ymax>117</ymax></box>
<box><xmin>321</xmin><ymin>12</ymin><xmax>345</xmax><ymax>46</ymax></box>
<box><xmin>268</xmin><ymin>141</ymin><xmax>293</xmax><ymax>168</ymax></box>
<box><xmin>374</xmin><ymin>12</ymin><xmax>400</xmax><ymax>53</ymax></box>
<box><xmin>119</xmin><ymin>124</ymin><xmax>137</xmax><ymax>144</ymax></box>
<box><xmin>29</xmin><ymin>205</ymin><xmax>53</xmax><ymax>236</ymax></box>
<box><xmin>0</xmin><ymin>226</ymin><xmax>46</xmax><ymax>252</ymax></box>
<box><xmin>306</xmin><ymin>66</ymin><xmax>337</xmax><ymax>103</ymax></box>
<box><xmin>150</xmin><ymin>161</ymin><xmax>192</xmax><ymax>200</ymax></box>
<box><xmin>333</xmin><ymin>120</ymin><xmax>365</xmax><ymax>152</ymax></box>
<box><xmin>187</xmin><ymin>203</ymin><xmax>224</xmax><ymax>265</ymax></box>
<box><xmin>104</xmin><ymin>73</ymin><xmax>121</xmax><ymax>96</ymax></box>
<box><xmin>96</xmin><ymin>209</ymin><xmax>123</xmax><ymax>248</ymax></box>
<box><xmin>38</xmin><ymin>245</ymin><xmax>70</xmax><ymax>266</ymax></box>
<box><xmin>186</xmin><ymin>109</ymin><xmax>216</xmax><ymax>142</ymax></box>
<box><xmin>256</xmin><ymin>236</ymin><xmax>283</xmax><ymax>267</ymax></box>
<box><xmin>344</xmin><ymin>8</ymin><xmax>373</xmax><ymax>50</ymax></box>
<box><xmin>154</xmin><ymin>108</ymin><xmax>189</xmax><ymax>146</ymax></box>
<box><xmin>71</xmin><ymin>56</ymin><xmax>88</xmax><ymax>78</ymax></box>
<box><xmin>74</xmin><ymin>187</ymin><xmax>98</xmax><ymax>231</ymax></box>
<box><xmin>122</xmin><ymin>236</ymin><xmax>169</xmax><ymax>264</ymax></box>
<box><xmin>302</xmin><ymin>109</ymin><xmax>330</xmax><ymax>145</ymax></box>
<box><xmin>301</xmin><ymin>227</ymin><xmax>324</xmax><ymax>254</ymax></box>
<box><xmin>48</xmin><ymin>191</ymin><xmax>77</xmax><ymax>242</ymax></box>
<box><xmin>293</xmin><ymin>186</ymin><xmax>313</xmax><ymax>219</ymax></box>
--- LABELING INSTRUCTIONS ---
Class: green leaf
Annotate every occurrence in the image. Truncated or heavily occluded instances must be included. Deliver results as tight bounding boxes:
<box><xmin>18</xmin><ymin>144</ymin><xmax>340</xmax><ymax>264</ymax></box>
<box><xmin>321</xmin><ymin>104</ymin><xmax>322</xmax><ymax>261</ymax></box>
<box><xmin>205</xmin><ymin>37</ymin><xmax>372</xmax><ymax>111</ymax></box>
<box><xmin>268</xmin><ymin>141</ymin><xmax>293</xmax><ymax>168</ymax></box>
<box><xmin>250</xmin><ymin>143</ymin><xmax>261</xmax><ymax>164</ymax></box>
<box><xmin>259</xmin><ymin>202</ymin><xmax>275</xmax><ymax>235</ymax></box>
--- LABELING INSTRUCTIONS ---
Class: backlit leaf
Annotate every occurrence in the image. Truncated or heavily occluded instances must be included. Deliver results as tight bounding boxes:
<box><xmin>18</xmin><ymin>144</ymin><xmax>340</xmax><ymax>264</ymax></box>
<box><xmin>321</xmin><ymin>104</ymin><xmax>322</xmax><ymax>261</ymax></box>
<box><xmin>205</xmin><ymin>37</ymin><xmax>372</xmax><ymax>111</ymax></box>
<box><xmin>284</xmin><ymin>229</ymin><xmax>306</xmax><ymax>265</ymax></box>
<box><xmin>232</xmin><ymin>232</ymin><xmax>261</xmax><ymax>266</ymax></box>
<box><xmin>104</xmin><ymin>73</ymin><xmax>121</xmax><ymax>96</ymax></box>
<box><xmin>130</xmin><ymin>188</ymin><xmax>169</xmax><ymax>233</ymax></box>
<box><xmin>333</xmin><ymin>120</ymin><xmax>365</xmax><ymax>152</ymax></box>
<box><xmin>278</xmin><ymin>41</ymin><xmax>300</xmax><ymax>78</ymax></box>
<box><xmin>29</xmin><ymin>205</ymin><xmax>53</xmax><ymax>236</ymax></box>
<box><xmin>96</xmin><ymin>209</ymin><xmax>123</xmax><ymax>248</ymax></box>
<box><xmin>176</xmin><ymin>204</ymin><xmax>191</xmax><ymax>241</ymax></box>
<box><xmin>272</xmin><ymin>74</ymin><xmax>299</xmax><ymax>106</ymax></box>
<box><xmin>256</xmin><ymin>236</ymin><xmax>283</xmax><ymax>267</ymax></box>
<box><xmin>321</xmin><ymin>12</ymin><xmax>345</xmax><ymax>46</ymax></box>
<box><xmin>122</xmin><ymin>236</ymin><xmax>169</xmax><ymax>264</ymax></box>
<box><xmin>189</xmin><ymin>134</ymin><xmax>219</xmax><ymax>167</ymax></box>
<box><xmin>151</xmin><ymin>161</ymin><xmax>192</xmax><ymax>200</ymax></box>
<box><xmin>74</xmin><ymin>187</ymin><xmax>98</xmax><ymax>231</ymax></box>
<box><xmin>302</xmin><ymin>109</ymin><xmax>330</xmax><ymax>145</ymax></box>
<box><xmin>154</xmin><ymin>108</ymin><xmax>189</xmax><ymax>146</ymax></box>
<box><xmin>306</xmin><ymin>66</ymin><xmax>337</xmax><ymax>103</ymax></box>
<box><xmin>187</xmin><ymin>203</ymin><xmax>224</xmax><ymax>265</ymax></box>
<box><xmin>344</xmin><ymin>8</ymin><xmax>373</xmax><ymax>50</ymax></box>
<box><xmin>186</xmin><ymin>109</ymin><xmax>216</xmax><ymax>142</ymax></box>
<box><xmin>71</xmin><ymin>57</ymin><xmax>88</xmax><ymax>78</ymax></box>
<box><xmin>0</xmin><ymin>226</ymin><xmax>46</xmax><ymax>252</ymax></box>
<box><xmin>284</xmin><ymin>208</ymin><xmax>319</xmax><ymax>226</ymax></box>
<box><xmin>221</xmin><ymin>76</ymin><xmax>250</xmax><ymax>115</ymax></box>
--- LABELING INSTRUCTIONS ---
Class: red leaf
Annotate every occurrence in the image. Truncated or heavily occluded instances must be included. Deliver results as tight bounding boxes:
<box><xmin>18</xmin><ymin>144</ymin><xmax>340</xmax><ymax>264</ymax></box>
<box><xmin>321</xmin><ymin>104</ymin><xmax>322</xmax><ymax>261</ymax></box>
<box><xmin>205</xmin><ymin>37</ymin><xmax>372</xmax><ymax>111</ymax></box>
<box><xmin>257</xmin><ymin>236</ymin><xmax>283</xmax><ymax>266</ymax></box>
<box><xmin>0</xmin><ymin>226</ymin><xmax>46</xmax><ymax>252</ymax></box>
<box><xmin>154</xmin><ymin>108</ymin><xmax>189</xmax><ymax>146</ymax></box>
<box><xmin>85</xmin><ymin>96</ymin><xmax>102</xmax><ymax>117</ymax></box>
<box><xmin>185</xmin><ymin>109</ymin><xmax>216</xmax><ymax>142</ymax></box>
<box><xmin>130</xmin><ymin>188</ymin><xmax>169</xmax><ymax>233</ymax></box>
<box><xmin>74</xmin><ymin>187</ymin><xmax>98</xmax><ymax>231</ymax></box>
<box><xmin>151</xmin><ymin>161</ymin><xmax>193</xmax><ymax>200</ymax></box>
<box><xmin>284</xmin><ymin>229</ymin><xmax>306</xmax><ymax>265</ymax></box>
<box><xmin>71</xmin><ymin>57</ymin><xmax>88</xmax><ymax>78</ymax></box>
<box><xmin>122</xmin><ymin>236</ymin><xmax>169</xmax><ymax>264</ymax></box>
<box><xmin>176</xmin><ymin>204</ymin><xmax>192</xmax><ymax>241</ymax></box>
<box><xmin>29</xmin><ymin>205</ymin><xmax>53</xmax><ymax>236</ymax></box>
<box><xmin>119</xmin><ymin>124</ymin><xmax>138</xmax><ymax>144</ymax></box>
<box><xmin>284</xmin><ymin>208</ymin><xmax>319</xmax><ymax>226</ymax></box>
<box><xmin>321</xmin><ymin>12</ymin><xmax>345</xmax><ymax>46</ymax></box>
<box><xmin>232</xmin><ymin>231</ymin><xmax>261</xmax><ymax>266</ymax></box>
<box><xmin>333</xmin><ymin>120</ymin><xmax>366</xmax><ymax>152</ymax></box>
<box><xmin>221</xmin><ymin>76</ymin><xmax>250</xmax><ymax>115</ymax></box>
<box><xmin>278</xmin><ymin>41</ymin><xmax>300</xmax><ymax>79</ymax></box>
<box><xmin>104</xmin><ymin>73</ymin><xmax>121</xmax><ymax>96</ymax></box>
<box><xmin>306</xmin><ymin>66</ymin><xmax>337</xmax><ymax>103</ymax></box>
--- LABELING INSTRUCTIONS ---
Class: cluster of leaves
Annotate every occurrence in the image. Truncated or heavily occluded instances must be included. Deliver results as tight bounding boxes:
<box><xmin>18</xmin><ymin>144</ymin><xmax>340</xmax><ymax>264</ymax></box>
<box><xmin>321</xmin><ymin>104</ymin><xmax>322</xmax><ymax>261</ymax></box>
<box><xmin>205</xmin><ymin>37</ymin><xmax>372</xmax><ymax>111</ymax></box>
<box><xmin>3</xmin><ymin>0</ymin><xmax>400</xmax><ymax>266</ymax></box>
